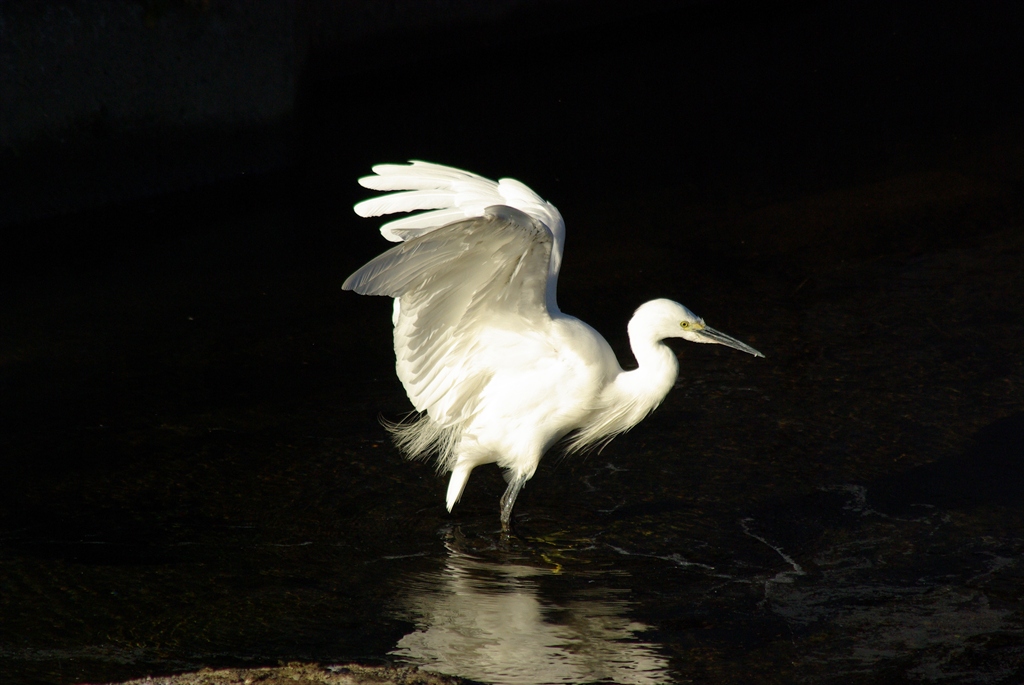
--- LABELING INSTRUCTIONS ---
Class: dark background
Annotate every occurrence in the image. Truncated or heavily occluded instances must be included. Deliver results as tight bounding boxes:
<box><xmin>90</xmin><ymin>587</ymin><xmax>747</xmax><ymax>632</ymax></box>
<box><xmin>2</xmin><ymin>1</ymin><xmax>1023</xmax><ymax>684</ymax></box>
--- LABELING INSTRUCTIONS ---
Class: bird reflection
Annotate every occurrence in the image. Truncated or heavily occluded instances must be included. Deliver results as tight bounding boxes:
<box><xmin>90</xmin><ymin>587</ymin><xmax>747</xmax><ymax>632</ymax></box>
<box><xmin>389</xmin><ymin>529</ymin><xmax>669</xmax><ymax>685</ymax></box>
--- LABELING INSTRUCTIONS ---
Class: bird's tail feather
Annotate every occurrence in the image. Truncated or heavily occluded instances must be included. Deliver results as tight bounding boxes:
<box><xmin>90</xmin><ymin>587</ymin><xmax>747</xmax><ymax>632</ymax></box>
<box><xmin>382</xmin><ymin>413</ymin><xmax>460</xmax><ymax>472</ymax></box>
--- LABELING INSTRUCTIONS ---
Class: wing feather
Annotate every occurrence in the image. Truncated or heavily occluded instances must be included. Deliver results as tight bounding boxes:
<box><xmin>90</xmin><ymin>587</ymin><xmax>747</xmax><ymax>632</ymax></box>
<box><xmin>354</xmin><ymin>189</ymin><xmax>458</xmax><ymax>218</ymax></box>
<box><xmin>361</xmin><ymin>161</ymin><xmax>489</xmax><ymax>190</ymax></box>
<box><xmin>353</xmin><ymin>162</ymin><xmax>565</xmax><ymax>303</ymax></box>
<box><xmin>381</xmin><ymin>208</ymin><xmax>471</xmax><ymax>235</ymax></box>
<box><xmin>344</xmin><ymin>206</ymin><xmax>553</xmax><ymax>423</ymax></box>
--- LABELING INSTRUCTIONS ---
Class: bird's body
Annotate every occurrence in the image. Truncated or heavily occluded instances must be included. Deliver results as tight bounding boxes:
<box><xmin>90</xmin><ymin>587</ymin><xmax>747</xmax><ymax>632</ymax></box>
<box><xmin>344</xmin><ymin>162</ymin><xmax>762</xmax><ymax>531</ymax></box>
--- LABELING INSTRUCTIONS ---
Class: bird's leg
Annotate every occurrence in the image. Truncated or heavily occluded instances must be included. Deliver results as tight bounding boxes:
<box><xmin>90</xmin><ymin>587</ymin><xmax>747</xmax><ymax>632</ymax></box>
<box><xmin>499</xmin><ymin>475</ymin><xmax>526</xmax><ymax>534</ymax></box>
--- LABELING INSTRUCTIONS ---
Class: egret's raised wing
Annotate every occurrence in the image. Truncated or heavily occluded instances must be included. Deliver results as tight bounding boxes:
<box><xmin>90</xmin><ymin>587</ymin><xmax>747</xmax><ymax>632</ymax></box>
<box><xmin>354</xmin><ymin>162</ymin><xmax>565</xmax><ymax>312</ymax></box>
<box><xmin>344</xmin><ymin>205</ymin><xmax>554</xmax><ymax>424</ymax></box>
<box><xmin>356</xmin><ymin>161</ymin><xmax>563</xmax><ymax>242</ymax></box>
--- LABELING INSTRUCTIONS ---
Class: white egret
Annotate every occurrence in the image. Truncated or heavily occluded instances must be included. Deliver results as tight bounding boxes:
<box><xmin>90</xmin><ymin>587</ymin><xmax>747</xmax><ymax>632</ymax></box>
<box><xmin>343</xmin><ymin>161</ymin><xmax>763</xmax><ymax>532</ymax></box>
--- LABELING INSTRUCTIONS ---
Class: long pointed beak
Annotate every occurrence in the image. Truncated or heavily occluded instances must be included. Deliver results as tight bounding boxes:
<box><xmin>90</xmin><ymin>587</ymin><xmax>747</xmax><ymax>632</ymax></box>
<box><xmin>697</xmin><ymin>326</ymin><xmax>764</xmax><ymax>358</ymax></box>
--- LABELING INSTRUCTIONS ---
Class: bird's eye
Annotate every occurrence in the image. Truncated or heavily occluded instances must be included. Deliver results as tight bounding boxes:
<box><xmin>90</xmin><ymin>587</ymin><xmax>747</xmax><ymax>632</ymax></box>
<box><xmin>680</xmin><ymin>321</ymin><xmax>690</xmax><ymax>329</ymax></box>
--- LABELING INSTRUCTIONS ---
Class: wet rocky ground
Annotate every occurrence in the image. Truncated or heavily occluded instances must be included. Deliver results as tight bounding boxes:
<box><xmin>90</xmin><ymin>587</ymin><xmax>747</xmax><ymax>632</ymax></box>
<box><xmin>2</xmin><ymin>2</ymin><xmax>1023</xmax><ymax>684</ymax></box>
<box><xmin>106</xmin><ymin>663</ymin><xmax>461</xmax><ymax>685</ymax></box>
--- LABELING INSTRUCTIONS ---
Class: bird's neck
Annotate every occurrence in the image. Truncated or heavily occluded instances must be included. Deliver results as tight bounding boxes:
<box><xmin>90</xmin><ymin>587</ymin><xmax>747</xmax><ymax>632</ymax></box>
<box><xmin>592</xmin><ymin>324</ymin><xmax>680</xmax><ymax>440</ymax></box>
<box><xmin>563</xmin><ymin>322</ymin><xmax>680</xmax><ymax>454</ymax></box>
<box><xmin>617</xmin><ymin>328</ymin><xmax>680</xmax><ymax>417</ymax></box>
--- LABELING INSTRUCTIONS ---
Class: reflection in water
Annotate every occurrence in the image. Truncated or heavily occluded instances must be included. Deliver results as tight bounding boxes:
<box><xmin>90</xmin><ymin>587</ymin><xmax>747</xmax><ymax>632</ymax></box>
<box><xmin>389</xmin><ymin>531</ymin><xmax>670</xmax><ymax>684</ymax></box>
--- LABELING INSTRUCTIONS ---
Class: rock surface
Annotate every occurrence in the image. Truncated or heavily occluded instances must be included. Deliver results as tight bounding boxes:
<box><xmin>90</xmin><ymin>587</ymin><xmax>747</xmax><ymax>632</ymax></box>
<box><xmin>98</xmin><ymin>662</ymin><xmax>466</xmax><ymax>685</ymax></box>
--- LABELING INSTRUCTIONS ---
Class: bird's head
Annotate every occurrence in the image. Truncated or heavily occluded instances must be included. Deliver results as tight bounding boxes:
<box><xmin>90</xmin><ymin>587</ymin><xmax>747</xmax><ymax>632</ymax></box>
<box><xmin>632</xmin><ymin>298</ymin><xmax>764</xmax><ymax>357</ymax></box>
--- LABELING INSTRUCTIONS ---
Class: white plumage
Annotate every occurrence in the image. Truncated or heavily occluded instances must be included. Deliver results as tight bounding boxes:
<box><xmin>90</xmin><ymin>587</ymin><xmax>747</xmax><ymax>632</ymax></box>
<box><xmin>344</xmin><ymin>161</ymin><xmax>763</xmax><ymax>531</ymax></box>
